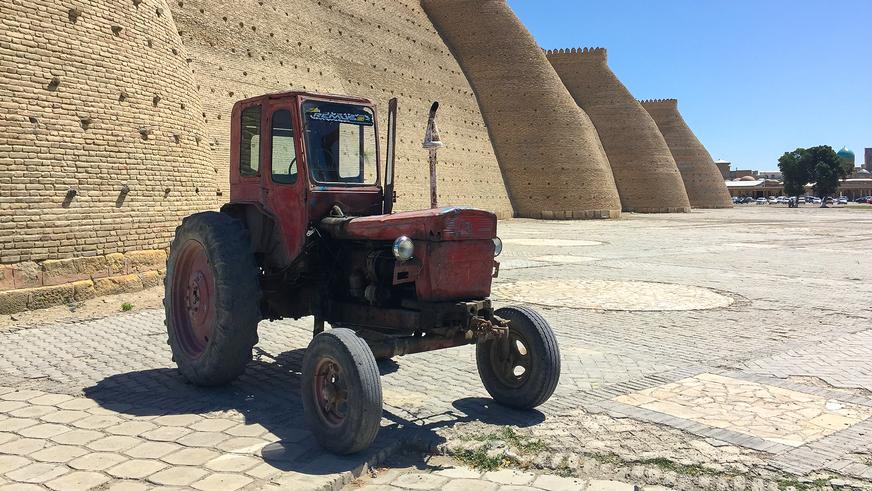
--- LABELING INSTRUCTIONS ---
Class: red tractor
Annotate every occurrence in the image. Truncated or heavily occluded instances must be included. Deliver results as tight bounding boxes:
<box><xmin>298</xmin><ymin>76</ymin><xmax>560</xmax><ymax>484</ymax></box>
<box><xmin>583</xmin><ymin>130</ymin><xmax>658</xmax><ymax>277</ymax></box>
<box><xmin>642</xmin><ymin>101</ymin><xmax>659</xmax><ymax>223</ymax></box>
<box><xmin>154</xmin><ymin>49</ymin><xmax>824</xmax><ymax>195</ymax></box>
<box><xmin>165</xmin><ymin>91</ymin><xmax>560</xmax><ymax>454</ymax></box>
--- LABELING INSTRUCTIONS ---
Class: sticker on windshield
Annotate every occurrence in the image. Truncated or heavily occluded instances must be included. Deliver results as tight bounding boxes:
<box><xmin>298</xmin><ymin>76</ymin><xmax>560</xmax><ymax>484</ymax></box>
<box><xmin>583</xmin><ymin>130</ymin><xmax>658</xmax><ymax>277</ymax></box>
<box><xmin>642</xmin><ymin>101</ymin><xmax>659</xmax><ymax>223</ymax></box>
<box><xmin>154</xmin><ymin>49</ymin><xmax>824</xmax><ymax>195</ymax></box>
<box><xmin>305</xmin><ymin>106</ymin><xmax>373</xmax><ymax>126</ymax></box>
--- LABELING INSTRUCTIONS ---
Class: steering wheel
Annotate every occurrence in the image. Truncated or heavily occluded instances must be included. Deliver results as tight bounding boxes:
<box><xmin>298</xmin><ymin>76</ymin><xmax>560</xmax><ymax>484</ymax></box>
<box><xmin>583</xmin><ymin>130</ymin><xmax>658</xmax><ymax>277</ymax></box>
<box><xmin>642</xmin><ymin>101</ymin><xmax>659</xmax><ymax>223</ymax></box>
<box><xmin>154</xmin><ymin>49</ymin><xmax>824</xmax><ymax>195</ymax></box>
<box><xmin>316</xmin><ymin>149</ymin><xmax>337</xmax><ymax>181</ymax></box>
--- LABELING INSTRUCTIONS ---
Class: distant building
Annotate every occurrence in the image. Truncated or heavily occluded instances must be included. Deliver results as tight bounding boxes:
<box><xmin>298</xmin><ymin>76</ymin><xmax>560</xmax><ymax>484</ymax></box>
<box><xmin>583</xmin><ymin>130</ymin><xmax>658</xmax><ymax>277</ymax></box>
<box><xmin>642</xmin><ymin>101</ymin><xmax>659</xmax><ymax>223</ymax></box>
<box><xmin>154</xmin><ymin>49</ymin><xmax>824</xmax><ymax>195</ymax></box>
<box><xmin>865</xmin><ymin>148</ymin><xmax>871</xmax><ymax>170</ymax></box>
<box><xmin>714</xmin><ymin>160</ymin><xmax>731</xmax><ymax>180</ymax></box>
<box><xmin>732</xmin><ymin>169</ymin><xmax>757</xmax><ymax>179</ymax></box>
<box><xmin>758</xmin><ymin>170</ymin><xmax>782</xmax><ymax>180</ymax></box>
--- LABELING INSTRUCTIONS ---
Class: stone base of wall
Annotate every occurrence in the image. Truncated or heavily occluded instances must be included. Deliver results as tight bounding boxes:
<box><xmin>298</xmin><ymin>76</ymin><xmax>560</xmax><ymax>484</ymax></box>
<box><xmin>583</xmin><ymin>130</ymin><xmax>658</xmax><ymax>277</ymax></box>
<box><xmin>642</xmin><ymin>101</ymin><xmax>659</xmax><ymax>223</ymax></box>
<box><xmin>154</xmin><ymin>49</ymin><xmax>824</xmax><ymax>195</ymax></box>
<box><xmin>625</xmin><ymin>207</ymin><xmax>692</xmax><ymax>213</ymax></box>
<box><xmin>0</xmin><ymin>250</ymin><xmax>167</xmax><ymax>314</ymax></box>
<box><xmin>530</xmin><ymin>209</ymin><xmax>622</xmax><ymax>220</ymax></box>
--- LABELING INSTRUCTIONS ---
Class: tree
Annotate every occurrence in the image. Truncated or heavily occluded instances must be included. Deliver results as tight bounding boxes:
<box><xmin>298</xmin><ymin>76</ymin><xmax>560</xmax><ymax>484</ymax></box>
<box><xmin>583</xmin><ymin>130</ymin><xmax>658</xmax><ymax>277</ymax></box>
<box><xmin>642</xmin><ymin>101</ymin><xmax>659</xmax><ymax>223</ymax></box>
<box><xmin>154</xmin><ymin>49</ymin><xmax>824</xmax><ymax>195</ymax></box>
<box><xmin>807</xmin><ymin>146</ymin><xmax>847</xmax><ymax>206</ymax></box>
<box><xmin>778</xmin><ymin>149</ymin><xmax>809</xmax><ymax>198</ymax></box>
<box><xmin>777</xmin><ymin>145</ymin><xmax>846</xmax><ymax>207</ymax></box>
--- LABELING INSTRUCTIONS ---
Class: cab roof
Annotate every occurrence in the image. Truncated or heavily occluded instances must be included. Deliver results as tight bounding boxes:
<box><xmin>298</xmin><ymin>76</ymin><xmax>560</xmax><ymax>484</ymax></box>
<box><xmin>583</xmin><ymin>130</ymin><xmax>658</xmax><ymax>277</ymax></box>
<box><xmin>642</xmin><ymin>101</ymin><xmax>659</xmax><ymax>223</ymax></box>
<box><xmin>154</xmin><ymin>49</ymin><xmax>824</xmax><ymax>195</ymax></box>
<box><xmin>233</xmin><ymin>90</ymin><xmax>375</xmax><ymax>108</ymax></box>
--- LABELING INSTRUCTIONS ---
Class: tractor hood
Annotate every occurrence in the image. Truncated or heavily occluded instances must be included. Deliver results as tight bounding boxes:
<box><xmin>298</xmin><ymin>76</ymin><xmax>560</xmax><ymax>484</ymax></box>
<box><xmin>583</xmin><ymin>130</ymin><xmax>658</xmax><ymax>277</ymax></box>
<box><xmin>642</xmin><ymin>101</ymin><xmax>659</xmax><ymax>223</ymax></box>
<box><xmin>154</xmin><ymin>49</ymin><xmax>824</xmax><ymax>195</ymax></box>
<box><xmin>319</xmin><ymin>207</ymin><xmax>497</xmax><ymax>242</ymax></box>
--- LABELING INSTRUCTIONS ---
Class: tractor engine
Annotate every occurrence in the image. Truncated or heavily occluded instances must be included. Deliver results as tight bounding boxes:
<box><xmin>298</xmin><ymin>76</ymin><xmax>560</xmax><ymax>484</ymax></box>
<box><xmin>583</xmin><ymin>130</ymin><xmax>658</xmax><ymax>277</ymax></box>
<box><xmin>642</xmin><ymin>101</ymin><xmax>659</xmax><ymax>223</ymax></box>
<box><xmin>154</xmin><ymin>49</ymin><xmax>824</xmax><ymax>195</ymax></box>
<box><xmin>318</xmin><ymin>207</ymin><xmax>500</xmax><ymax>306</ymax></box>
<box><xmin>342</xmin><ymin>246</ymin><xmax>405</xmax><ymax>306</ymax></box>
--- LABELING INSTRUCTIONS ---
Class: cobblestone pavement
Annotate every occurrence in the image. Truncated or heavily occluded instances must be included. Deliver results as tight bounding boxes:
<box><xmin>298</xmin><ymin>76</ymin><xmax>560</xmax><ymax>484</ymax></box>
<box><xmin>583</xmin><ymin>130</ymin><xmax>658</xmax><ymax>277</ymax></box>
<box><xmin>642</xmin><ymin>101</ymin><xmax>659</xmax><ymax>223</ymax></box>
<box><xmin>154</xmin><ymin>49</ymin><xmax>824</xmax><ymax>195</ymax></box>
<box><xmin>344</xmin><ymin>453</ymin><xmax>652</xmax><ymax>491</ymax></box>
<box><xmin>1</xmin><ymin>207</ymin><xmax>872</xmax><ymax>490</ymax></box>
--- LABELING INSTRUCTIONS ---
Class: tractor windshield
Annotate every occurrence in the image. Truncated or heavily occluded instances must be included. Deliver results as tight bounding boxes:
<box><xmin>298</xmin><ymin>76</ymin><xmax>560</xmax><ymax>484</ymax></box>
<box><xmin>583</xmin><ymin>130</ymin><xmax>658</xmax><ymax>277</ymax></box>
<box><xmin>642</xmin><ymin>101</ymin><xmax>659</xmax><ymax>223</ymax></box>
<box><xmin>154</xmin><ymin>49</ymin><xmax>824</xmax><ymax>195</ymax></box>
<box><xmin>302</xmin><ymin>100</ymin><xmax>378</xmax><ymax>185</ymax></box>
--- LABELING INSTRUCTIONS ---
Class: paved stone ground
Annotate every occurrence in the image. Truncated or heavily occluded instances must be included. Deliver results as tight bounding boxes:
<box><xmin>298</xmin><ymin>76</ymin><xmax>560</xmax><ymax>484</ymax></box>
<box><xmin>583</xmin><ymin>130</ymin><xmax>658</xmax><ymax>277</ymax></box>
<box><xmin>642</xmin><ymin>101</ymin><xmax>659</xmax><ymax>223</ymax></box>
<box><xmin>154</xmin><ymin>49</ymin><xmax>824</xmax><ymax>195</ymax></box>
<box><xmin>1</xmin><ymin>207</ymin><xmax>871</xmax><ymax>490</ymax></box>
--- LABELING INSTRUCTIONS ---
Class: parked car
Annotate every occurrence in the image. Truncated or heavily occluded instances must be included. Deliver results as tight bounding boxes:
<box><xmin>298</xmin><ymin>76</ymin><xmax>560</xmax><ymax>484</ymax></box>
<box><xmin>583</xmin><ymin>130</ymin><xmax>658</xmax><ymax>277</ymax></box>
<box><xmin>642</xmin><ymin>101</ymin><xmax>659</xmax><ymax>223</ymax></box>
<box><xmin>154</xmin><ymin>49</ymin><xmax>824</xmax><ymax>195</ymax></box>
<box><xmin>838</xmin><ymin>197</ymin><xmax>848</xmax><ymax>205</ymax></box>
<box><xmin>743</xmin><ymin>197</ymin><xmax>755</xmax><ymax>204</ymax></box>
<box><xmin>855</xmin><ymin>197</ymin><xmax>868</xmax><ymax>203</ymax></box>
<box><xmin>768</xmin><ymin>197</ymin><xmax>778</xmax><ymax>204</ymax></box>
<box><xmin>805</xmin><ymin>196</ymin><xmax>815</xmax><ymax>203</ymax></box>
<box><xmin>867</xmin><ymin>197</ymin><xmax>872</xmax><ymax>204</ymax></box>
<box><xmin>812</xmin><ymin>197</ymin><xmax>822</xmax><ymax>204</ymax></box>
<box><xmin>756</xmin><ymin>197</ymin><xmax>766</xmax><ymax>205</ymax></box>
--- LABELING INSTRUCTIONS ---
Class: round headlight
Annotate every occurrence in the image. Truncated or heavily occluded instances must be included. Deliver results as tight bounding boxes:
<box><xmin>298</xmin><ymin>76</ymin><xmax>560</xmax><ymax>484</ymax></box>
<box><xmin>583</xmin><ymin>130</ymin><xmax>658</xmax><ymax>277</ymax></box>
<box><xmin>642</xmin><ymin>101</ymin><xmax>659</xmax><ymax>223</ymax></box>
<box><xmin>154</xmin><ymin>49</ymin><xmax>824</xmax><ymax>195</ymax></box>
<box><xmin>492</xmin><ymin>237</ymin><xmax>503</xmax><ymax>257</ymax></box>
<box><xmin>392</xmin><ymin>236</ymin><xmax>414</xmax><ymax>261</ymax></box>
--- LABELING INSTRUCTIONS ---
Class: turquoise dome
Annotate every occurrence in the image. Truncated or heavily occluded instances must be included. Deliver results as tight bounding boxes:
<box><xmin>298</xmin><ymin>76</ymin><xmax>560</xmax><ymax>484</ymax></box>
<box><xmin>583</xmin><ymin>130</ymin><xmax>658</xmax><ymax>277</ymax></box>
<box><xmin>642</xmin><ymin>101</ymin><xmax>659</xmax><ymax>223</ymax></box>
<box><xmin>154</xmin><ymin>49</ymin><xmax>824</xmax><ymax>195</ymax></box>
<box><xmin>837</xmin><ymin>146</ymin><xmax>855</xmax><ymax>162</ymax></box>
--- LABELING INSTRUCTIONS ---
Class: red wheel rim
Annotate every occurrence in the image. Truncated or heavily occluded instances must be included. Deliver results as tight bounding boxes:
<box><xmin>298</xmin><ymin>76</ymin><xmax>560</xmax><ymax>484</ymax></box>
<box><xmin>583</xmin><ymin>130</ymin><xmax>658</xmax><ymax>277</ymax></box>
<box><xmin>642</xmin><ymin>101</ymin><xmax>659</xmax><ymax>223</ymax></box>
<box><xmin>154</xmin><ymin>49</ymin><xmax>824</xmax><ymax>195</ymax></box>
<box><xmin>170</xmin><ymin>239</ymin><xmax>216</xmax><ymax>359</ymax></box>
<box><xmin>312</xmin><ymin>357</ymin><xmax>348</xmax><ymax>428</ymax></box>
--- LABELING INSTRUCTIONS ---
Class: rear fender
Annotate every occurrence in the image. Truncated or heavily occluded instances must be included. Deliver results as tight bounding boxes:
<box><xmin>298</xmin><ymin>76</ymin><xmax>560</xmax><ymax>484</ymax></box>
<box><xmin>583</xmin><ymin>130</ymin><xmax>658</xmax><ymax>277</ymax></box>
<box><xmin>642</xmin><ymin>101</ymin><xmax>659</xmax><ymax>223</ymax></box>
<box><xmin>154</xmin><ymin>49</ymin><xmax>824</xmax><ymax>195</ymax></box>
<box><xmin>220</xmin><ymin>202</ymin><xmax>292</xmax><ymax>270</ymax></box>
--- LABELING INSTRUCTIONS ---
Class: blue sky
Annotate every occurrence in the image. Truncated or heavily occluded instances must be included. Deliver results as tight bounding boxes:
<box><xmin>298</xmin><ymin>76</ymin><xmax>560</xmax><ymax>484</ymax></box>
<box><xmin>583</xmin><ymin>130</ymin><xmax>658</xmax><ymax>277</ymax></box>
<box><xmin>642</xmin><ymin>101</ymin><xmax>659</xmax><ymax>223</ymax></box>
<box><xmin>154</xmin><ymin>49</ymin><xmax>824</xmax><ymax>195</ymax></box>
<box><xmin>508</xmin><ymin>0</ymin><xmax>871</xmax><ymax>170</ymax></box>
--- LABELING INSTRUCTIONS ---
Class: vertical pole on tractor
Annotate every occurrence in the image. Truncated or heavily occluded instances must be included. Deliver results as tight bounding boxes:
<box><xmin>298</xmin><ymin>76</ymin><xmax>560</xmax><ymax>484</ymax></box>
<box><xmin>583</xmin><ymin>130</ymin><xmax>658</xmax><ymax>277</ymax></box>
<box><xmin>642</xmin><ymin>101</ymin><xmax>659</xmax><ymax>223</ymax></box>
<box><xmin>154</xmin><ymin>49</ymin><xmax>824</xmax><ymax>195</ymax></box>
<box><xmin>423</xmin><ymin>102</ymin><xmax>443</xmax><ymax>209</ymax></box>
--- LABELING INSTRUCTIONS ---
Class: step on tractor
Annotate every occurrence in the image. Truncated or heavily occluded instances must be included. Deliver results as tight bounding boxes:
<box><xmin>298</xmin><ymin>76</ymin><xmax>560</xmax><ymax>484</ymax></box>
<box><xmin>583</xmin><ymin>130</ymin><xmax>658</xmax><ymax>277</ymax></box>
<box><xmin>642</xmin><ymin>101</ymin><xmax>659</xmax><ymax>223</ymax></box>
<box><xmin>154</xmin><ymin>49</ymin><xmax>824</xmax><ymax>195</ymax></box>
<box><xmin>164</xmin><ymin>91</ymin><xmax>561</xmax><ymax>454</ymax></box>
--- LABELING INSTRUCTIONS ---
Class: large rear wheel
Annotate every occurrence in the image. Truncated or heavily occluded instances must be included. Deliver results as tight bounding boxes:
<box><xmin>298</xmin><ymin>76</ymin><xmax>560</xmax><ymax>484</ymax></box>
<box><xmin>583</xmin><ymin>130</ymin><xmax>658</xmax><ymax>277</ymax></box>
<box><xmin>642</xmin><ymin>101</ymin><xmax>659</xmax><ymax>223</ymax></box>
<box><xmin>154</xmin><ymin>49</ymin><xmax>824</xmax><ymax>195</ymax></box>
<box><xmin>476</xmin><ymin>306</ymin><xmax>560</xmax><ymax>409</ymax></box>
<box><xmin>302</xmin><ymin>328</ymin><xmax>382</xmax><ymax>454</ymax></box>
<box><xmin>164</xmin><ymin>211</ymin><xmax>261</xmax><ymax>386</ymax></box>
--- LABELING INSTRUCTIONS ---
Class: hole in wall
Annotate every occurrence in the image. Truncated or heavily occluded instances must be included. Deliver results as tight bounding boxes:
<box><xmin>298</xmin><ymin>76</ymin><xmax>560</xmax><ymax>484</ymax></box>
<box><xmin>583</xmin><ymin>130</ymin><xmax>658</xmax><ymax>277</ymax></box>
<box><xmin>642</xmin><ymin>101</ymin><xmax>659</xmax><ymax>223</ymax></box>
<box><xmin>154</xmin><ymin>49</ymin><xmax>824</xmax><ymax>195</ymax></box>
<box><xmin>111</xmin><ymin>25</ymin><xmax>123</xmax><ymax>36</ymax></box>
<box><xmin>68</xmin><ymin>8</ymin><xmax>81</xmax><ymax>23</ymax></box>
<box><xmin>79</xmin><ymin>117</ymin><xmax>92</xmax><ymax>130</ymax></box>
<box><xmin>46</xmin><ymin>77</ymin><xmax>61</xmax><ymax>91</ymax></box>
<box><xmin>116</xmin><ymin>184</ymin><xmax>130</xmax><ymax>207</ymax></box>
<box><xmin>62</xmin><ymin>188</ymin><xmax>77</xmax><ymax>208</ymax></box>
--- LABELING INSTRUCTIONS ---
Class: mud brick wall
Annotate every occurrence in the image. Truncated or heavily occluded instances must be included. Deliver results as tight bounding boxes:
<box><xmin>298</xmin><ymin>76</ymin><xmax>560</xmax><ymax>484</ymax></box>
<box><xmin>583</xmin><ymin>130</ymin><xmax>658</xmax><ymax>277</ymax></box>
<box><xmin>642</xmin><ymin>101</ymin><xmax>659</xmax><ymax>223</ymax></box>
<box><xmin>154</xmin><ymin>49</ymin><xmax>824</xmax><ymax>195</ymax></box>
<box><xmin>0</xmin><ymin>1</ymin><xmax>216</xmax><ymax>261</ymax></box>
<box><xmin>547</xmin><ymin>48</ymin><xmax>691</xmax><ymax>214</ymax></box>
<box><xmin>641</xmin><ymin>99</ymin><xmax>732</xmax><ymax>209</ymax></box>
<box><xmin>0</xmin><ymin>0</ymin><xmax>215</xmax><ymax>310</ymax></box>
<box><xmin>421</xmin><ymin>0</ymin><xmax>621</xmax><ymax>220</ymax></box>
<box><xmin>170</xmin><ymin>0</ymin><xmax>513</xmax><ymax>217</ymax></box>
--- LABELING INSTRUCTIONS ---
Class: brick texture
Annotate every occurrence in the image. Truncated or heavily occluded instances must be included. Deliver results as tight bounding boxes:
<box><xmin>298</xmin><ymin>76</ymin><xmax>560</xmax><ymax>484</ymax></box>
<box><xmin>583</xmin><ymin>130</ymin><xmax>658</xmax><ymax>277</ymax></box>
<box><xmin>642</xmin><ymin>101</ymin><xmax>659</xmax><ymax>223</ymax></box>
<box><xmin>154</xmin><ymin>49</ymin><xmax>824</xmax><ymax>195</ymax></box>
<box><xmin>169</xmin><ymin>0</ymin><xmax>514</xmax><ymax>217</ymax></box>
<box><xmin>640</xmin><ymin>99</ymin><xmax>732</xmax><ymax>209</ymax></box>
<box><xmin>421</xmin><ymin>0</ymin><xmax>622</xmax><ymax>220</ymax></box>
<box><xmin>547</xmin><ymin>48</ymin><xmax>691</xmax><ymax>213</ymax></box>
<box><xmin>0</xmin><ymin>0</ymin><xmax>217</xmax><ymax>265</ymax></box>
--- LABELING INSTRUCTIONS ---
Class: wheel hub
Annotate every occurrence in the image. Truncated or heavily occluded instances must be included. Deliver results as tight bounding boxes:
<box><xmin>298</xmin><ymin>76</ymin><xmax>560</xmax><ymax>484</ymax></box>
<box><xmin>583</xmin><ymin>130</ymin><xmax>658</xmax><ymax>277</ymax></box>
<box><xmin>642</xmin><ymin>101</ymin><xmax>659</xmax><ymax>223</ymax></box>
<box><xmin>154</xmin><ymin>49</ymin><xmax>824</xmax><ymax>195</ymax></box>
<box><xmin>314</xmin><ymin>358</ymin><xmax>348</xmax><ymax>427</ymax></box>
<box><xmin>170</xmin><ymin>240</ymin><xmax>216</xmax><ymax>359</ymax></box>
<box><xmin>493</xmin><ymin>332</ymin><xmax>531</xmax><ymax>388</ymax></box>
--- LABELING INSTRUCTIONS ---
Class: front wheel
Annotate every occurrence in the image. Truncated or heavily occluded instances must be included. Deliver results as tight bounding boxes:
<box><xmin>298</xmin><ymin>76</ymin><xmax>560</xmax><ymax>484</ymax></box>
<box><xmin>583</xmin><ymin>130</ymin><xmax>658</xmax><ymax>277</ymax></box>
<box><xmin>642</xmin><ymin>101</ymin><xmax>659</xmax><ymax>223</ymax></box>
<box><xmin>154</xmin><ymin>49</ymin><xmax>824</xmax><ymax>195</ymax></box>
<box><xmin>476</xmin><ymin>306</ymin><xmax>560</xmax><ymax>409</ymax></box>
<box><xmin>302</xmin><ymin>329</ymin><xmax>383</xmax><ymax>454</ymax></box>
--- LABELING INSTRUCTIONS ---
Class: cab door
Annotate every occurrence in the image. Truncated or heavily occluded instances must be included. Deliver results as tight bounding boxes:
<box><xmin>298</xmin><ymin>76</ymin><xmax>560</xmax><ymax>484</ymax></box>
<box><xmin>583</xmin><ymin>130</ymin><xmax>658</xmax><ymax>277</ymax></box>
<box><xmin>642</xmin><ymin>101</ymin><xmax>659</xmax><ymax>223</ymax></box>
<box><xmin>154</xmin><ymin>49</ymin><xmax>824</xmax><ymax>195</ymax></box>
<box><xmin>263</xmin><ymin>98</ymin><xmax>308</xmax><ymax>263</ymax></box>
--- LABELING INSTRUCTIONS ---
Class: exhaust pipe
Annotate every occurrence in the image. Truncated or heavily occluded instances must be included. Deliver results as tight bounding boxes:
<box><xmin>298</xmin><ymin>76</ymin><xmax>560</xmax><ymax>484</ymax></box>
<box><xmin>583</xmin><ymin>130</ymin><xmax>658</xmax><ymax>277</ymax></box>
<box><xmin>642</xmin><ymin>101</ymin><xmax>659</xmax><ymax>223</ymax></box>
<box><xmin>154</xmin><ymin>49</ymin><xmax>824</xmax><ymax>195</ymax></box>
<box><xmin>423</xmin><ymin>102</ymin><xmax>443</xmax><ymax>209</ymax></box>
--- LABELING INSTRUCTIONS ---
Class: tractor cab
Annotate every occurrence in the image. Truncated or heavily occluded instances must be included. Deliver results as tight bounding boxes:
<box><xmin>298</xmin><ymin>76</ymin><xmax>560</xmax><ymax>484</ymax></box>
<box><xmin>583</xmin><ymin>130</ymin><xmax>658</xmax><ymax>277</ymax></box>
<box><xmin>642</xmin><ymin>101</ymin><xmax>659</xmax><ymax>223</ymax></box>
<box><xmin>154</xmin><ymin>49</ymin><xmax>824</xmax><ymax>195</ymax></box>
<box><xmin>225</xmin><ymin>92</ymin><xmax>394</xmax><ymax>268</ymax></box>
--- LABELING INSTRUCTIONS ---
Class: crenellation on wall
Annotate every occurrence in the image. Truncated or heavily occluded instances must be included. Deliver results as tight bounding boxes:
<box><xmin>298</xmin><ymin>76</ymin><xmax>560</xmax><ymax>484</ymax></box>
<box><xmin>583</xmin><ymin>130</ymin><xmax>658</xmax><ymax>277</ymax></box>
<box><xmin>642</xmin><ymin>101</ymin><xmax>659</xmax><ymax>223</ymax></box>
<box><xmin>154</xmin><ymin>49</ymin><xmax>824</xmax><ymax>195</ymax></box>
<box><xmin>638</xmin><ymin>98</ymin><xmax>679</xmax><ymax>107</ymax></box>
<box><xmin>543</xmin><ymin>46</ymin><xmax>607</xmax><ymax>62</ymax></box>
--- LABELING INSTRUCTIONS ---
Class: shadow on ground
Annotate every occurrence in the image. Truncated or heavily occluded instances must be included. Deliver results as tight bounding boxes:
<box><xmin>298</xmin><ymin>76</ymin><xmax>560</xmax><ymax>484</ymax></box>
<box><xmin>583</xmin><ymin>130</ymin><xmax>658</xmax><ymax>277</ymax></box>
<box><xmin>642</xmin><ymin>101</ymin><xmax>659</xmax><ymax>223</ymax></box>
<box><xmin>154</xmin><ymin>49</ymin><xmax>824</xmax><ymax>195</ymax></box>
<box><xmin>83</xmin><ymin>346</ymin><xmax>545</xmax><ymax>477</ymax></box>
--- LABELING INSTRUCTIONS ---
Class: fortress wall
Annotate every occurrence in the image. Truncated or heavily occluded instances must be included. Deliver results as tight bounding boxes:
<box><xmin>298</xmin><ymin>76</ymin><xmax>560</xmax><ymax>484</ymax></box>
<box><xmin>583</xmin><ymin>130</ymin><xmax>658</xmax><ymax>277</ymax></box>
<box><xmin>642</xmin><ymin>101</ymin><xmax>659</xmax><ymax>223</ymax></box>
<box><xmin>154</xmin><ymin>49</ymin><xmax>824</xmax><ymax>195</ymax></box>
<box><xmin>641</xmin><ymin>99</ymin><xmax>732</xmax><ymax>208</ymax></box>
<box><xmin>170</xmin><ymin>0</ymin><xmax>513</xmax><ymax>217</ymax></box>
<box><xmin>421</xmin><ymin>0</ymin><xmax>621</xmax><ymax>219</ymax></box>
<box><xmin>0</xmin><ymin>0</ymin><xmax>216</xmax><ymax>312</ymax></box>
<box><xmin>547</xmin><ymin>48</ymin><xmax>691</xmax><ymax>213</ymax></box>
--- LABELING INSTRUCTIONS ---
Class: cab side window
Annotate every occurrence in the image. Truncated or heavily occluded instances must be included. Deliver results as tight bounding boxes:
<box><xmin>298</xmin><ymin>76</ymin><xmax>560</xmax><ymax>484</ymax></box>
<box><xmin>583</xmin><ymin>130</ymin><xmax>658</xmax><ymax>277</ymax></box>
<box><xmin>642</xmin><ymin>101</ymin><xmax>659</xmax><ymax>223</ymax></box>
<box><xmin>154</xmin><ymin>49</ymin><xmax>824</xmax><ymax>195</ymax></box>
<box><xmin>271</xmin><ymin>109</ymin><xmax>297</xmax><ymax>184</ymax></box>
<box><xmin>240</xmin><ymin>106</ymin><xmax>261</xmax><ymax>177</ymax></box>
